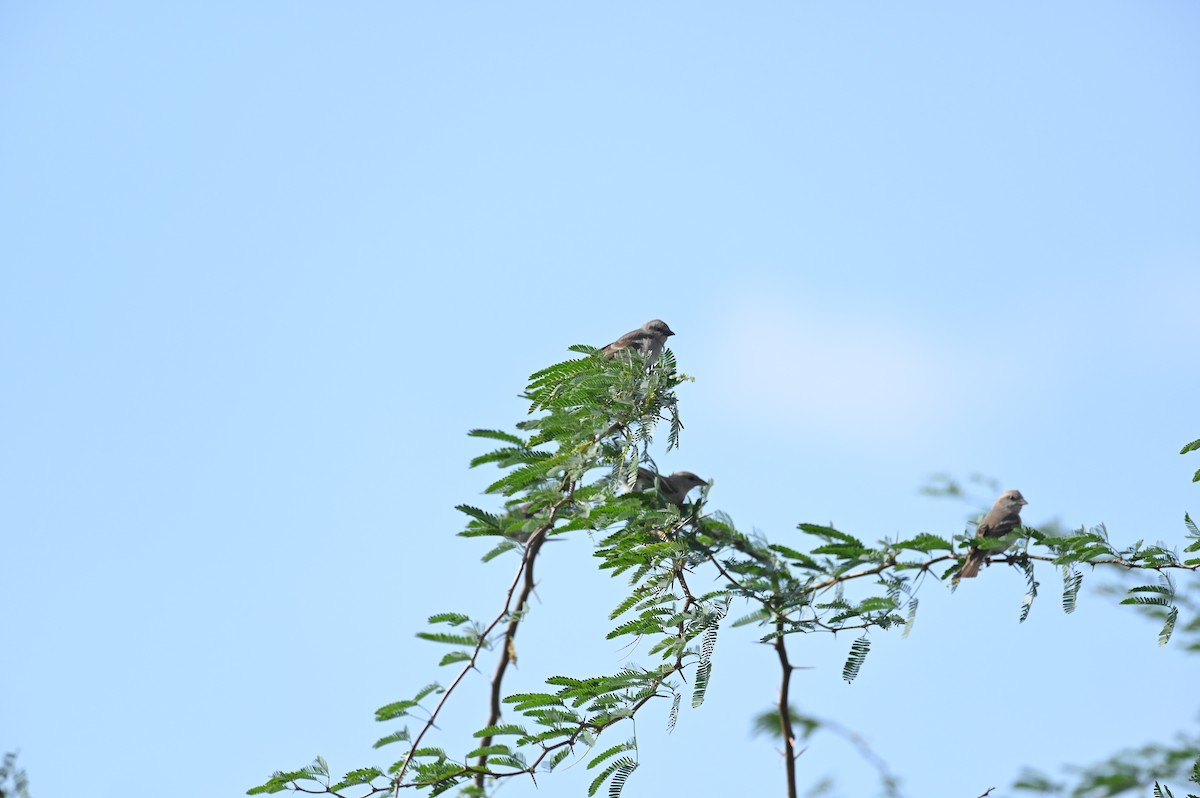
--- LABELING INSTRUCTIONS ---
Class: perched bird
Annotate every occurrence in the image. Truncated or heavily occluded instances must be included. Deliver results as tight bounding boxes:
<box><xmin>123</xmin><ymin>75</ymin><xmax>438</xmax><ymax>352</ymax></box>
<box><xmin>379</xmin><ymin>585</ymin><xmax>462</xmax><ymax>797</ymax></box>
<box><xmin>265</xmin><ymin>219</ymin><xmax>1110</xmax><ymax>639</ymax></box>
<box><xmin>959</xmin><ymin>489</ymin><xmax>1029</xmax><ymax>578</ymax></box>
<box><xmin>633</xmin><ymin>467</ymin><xmax>709</xmax><ymax>508</ymax></box>
<box><xmin>600</xmin><ymin>320</ymin><xmax>675</xmax><ymax>369</ymax></box>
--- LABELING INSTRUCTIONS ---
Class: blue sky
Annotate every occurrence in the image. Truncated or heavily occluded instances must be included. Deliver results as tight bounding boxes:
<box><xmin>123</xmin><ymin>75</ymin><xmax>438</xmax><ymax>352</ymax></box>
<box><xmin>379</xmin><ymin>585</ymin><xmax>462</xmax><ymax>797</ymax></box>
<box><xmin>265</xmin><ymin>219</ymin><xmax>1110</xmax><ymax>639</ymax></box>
<box><xmin>2</xmin><ymin>3</ymin><xmax>1199</xmax><ymax>797</ymax></box>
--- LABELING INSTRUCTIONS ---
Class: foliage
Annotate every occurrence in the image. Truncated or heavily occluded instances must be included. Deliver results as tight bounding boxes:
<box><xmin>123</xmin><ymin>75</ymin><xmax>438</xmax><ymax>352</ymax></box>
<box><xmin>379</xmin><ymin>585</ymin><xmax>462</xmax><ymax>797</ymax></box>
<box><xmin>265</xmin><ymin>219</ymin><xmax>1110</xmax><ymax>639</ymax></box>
<box><xmin>1014</xmin><ymin>733</ymin><xmax>1200</xmax><ymax>798</ymax></box>
<box><xmin>251</xmin><ymin>346</ymin><xmax>1200</xmax><ymax>798</ymax></box>
<box><xmin>0</xmin><ymin>752</ymin><xmax>30</xmax><ymax>798</ymax></box>
<box><xmin>1008</xmin><ymin>441</ymin><xmax>1200</xmax><ymax>798</ymax></box>
<box><xmin>1183</xmin><ymin>439</ymin><xmax>1200</xmax><ymax>484</ymax></box>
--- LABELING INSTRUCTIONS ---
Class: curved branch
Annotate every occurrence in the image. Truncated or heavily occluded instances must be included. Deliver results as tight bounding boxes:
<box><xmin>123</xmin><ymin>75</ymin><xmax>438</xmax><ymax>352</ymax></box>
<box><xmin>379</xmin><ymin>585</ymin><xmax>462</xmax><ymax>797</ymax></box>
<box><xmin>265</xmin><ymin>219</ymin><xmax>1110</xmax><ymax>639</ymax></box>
<box><xmin>392</xmin><ymin>493</ymin><xmax>574</xmax><ymax>793</ymax></box>
<box><xmin>472</xmin><ymin>491</ymin><xmax>573</xmax><ymax>790</ymax></box>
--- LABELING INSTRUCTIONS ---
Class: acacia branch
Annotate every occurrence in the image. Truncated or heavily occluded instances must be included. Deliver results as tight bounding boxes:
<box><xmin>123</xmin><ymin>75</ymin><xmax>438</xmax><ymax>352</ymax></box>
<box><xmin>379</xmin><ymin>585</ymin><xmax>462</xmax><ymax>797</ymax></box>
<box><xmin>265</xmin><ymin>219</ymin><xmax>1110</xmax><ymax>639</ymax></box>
<box><xmin>471</xmin><ymin>491</ymin><xmax>574</xmax><ymax>789</ymax></box>
<box><xmin>392</xmin><ymin>493</ymin><xmax>574</xmax><ymax>792</ymax></box>
<box><xmin>774</xmin><ymin>616</ymin><xmax>799</xmax><ymax>798</ymax></box>
<box><xmin>389</xmin><ymin>492</ymin><xmax>1195</xmax><ymax>796</ymax></box>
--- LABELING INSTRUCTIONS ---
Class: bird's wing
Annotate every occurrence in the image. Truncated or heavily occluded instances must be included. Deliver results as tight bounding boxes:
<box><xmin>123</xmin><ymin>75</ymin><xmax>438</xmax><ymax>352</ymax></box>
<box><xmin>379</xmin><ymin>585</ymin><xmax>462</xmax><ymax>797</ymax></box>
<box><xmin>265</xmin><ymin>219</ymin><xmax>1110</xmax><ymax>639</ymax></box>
<box><xmin>601</xmin><ymin>329</ymin><xmax>641</xmax><ymax>352</ymax></box>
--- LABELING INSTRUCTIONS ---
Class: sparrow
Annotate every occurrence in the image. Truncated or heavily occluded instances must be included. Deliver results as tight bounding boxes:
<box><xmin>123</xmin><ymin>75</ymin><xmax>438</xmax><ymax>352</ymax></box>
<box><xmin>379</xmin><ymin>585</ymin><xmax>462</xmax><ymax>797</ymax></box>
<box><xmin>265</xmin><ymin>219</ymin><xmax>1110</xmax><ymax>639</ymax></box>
<box><xmin>600</xmin><ymin>320</ymin><xmax>675</xmax><ymax>369</ymax></box>
<box><xmin>959</xmin><ymin>489</ymin><xmax>1028</xmax><ymax>578</ymax></box>
<box><xmin>633</xmin><ymin>467</ymin><xmax>709</xmax><ymax>507</ymax></box>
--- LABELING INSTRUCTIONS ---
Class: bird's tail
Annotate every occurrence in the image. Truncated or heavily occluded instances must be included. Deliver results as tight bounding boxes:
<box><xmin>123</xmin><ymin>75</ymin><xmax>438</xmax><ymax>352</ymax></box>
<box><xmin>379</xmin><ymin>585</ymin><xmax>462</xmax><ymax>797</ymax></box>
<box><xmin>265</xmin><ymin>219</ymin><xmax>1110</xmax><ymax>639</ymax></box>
<box><xmin>959</xmin><ymin>549</ymin><xmax>984</xmax><ymax>579</ymax></box>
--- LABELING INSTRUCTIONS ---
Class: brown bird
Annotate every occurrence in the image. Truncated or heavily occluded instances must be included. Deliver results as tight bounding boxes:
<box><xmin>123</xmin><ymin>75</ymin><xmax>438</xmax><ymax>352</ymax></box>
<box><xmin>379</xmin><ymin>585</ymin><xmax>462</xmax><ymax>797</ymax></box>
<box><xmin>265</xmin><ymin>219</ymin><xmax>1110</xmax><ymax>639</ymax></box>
<box><xmin>959</xmin><ymin>489</ymin><xmax>1028</xmax><ymax>578</ymax></box>
<box><xmin>600</xmin><ymin>320</ymin><xmax>675</xmax><ymax>368</ymax></box>
<box><xmin>633</xmin><ymin>467</ymin><xmax>709</xmax><ymax>507</ymax></box>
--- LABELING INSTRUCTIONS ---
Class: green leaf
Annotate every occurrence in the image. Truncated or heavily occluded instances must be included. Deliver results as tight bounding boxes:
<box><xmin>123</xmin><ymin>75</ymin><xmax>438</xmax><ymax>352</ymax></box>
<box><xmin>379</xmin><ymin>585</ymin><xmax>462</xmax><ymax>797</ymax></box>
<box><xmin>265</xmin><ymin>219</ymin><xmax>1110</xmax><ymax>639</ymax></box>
<box><xmin>1127</xmin><ymin>584</ymin><xmax>1173</xmax><ymax>595</ymax></box>
<box><xmin>1013</xmin><ymin>769</ymin><xmax>1064</xmax><ymax>792</ymax></box>
<box><xmin>609</xmin><ymin>588</ymin><xmax>654</xmax><ymax>620</ymax></box>
<box><xmin>465</xmin><ymin>744</ymin><xmax>511</xmax><ymax>759</ymax></box>
<box><xmin>609</xmin><ymin>758</ymin><xmax>638</xmax><ymax>798</ymax></box>
<box><xmin>902</xmin><ymin>597</ymin><xmax>918</xmax><ymax>639</ymax></box>
<box><xmin>842</xmin><ymin>635</ymin><xmax>870</xmax><ymax>683</ymax></box>
<box><xmin>473</xmin><ymin>724</ymin><xmax>526</xmax><ymax>738</ymax></box>
<box><xmin>1159</xmin><ymin>606</ymin><xmax>1179</xmax><ymax>647</ymax></box>
<box><xmin>587</xmin><ymin>744</ymin><xmax>632</xmax><ymax>770</ymax></box>
<box><xmin>1121</xmin><ymin>596</ymin><xmax>1171</xmax><ymax>607</ymax></box>
<box><xmin>248</xmin><ymin>758</ymin><xmax>331</xmax><ymax>794</ymax></box>
<box><xmin>1015</xmin><ymin>560</ymin><xmax>1039</xmax><ymax>623</ymax></box>
<box><xmin>469</xmin><ymin>428</ymin><xmax>527</xmax><ymax>447</ymax></box>
<box><xmin>416</xmin><ymin>632</ymin><xmax>480</xmax><ymax>646</ymax></box>
<box><xmin>589</xmin><ymin>760</ymin><xmax>621</xmax><ymax>797</ymax></box>
<box><xmin>503</xmin><ymin>692</ymin><xmax>565</xmax><ymax>711</ymax></box>
<box><xmin>666</xmin><ymin>692</ymin><xmax>682</xmax><ymax>732</ymax></box>
<box><xmin>858</xmin><ymin>596</ymin><xmax>899</xmax><ymax>613</ymax></box>
<box><xmin>548</xmin><ymin>748</ymin><xmax>574</xmax><ymax>770</ymax></box>
<box><xmin>810</xmin><ymin>543</ymin><xmax>869</xmax><ymax>559</ymax></box>
<box><xmin>692</xmin><ymin>661</ymin><xmax>712</xmax><ymax>708</ymax></box>
<box><xmin>373</xmin><ymin>729</ymin><xmax>409</xmax><ymax>749</ymax></box>
<box><xmin>526</xmin><ymin>355</ymin><xmax>596</xmax><ymax>385</ymax></box>
<box><xmin>428</xmin><ymin>612</ymin><xmax>471</xmax><ymax>626</ymax></box>
<box><xmin>544</xmin><ymin>675</ymin><xmax>596</xmax><ymax>689</ymax></box>
<box><xmin>375</xmin><ymin>700</ymin><xmax>417</xmax><ymax>721</ymax></box>
<box><xmin>415</xmin><ymin>684</ymin><xmax>443</xmax><ymax>703</ymax></box>
<box><xmin>894</xmin><ymin>533</ymin><xmax>953</xmax><ymax>553</ymax></box>
<box><xmin>730</xmin><ymin>608</ymin><xmax>773</xmax><ymax>628</ymax></box>
<box><xmin>1180</xmin><ymin>438</ymin><xmax>1200</xmax><ymax>455</ymax></box>
<box><xmin>798</xmin><ymin>524</ymin><xmax>864</xmax><ymax>548</ymax></box>
<box><xmin>767</xmin><ymin>544</ymin><xmax>820</xmax><ymax>568</ymax></box>
<box><xmin>331</xmin><ymin>768</ymin><xmax>383</xmax><ymax>790</ymax></box>
<box><xmin>1062</xmin><ymin>568</ymin><xmax>1083</xmax><ymax>615</ymax></box>
<box><xmin>411</xmin><ymin>747</ymin><xmax>449</xmax><ymax>760</ymax></box>
<box><xmin>973</xmin><ymin>533</ymin><xmax>1020</xmax><ymax>551</ymax></box>
<box><xmin>480</xmin><ymin>540</ymin><xmax>518</xmax><ymax>563</ymax></box>
<box><xmin>485</xmin><ymin>461</ymin><xmax>557</xmax><ymax>496</ymax></box>
<box><xmin>455</xmin><ymin>505</ymin><xmax>500</xmax><ymax>526</ymax></box>
<box><xmin>1183</xmin><ymin>513</ymin><xmax>1200</xmax><ymax>545</ymax></box>
<box><xmin>469</xmin><ymin>447</ymin><xmax>551</xmax><ymax>468</ymax></box>
<box><xmin>1071</xmin><ymin>546</ymin><xmax>1117</xmax><ymax>562</ymax></box>
<box><xmin>606</xmin><ymin>617</ymin><xmax>661</xmax><ymax>640</ymax></box>
<box><xmin>426</xmin><ymin>776</ymin><xmax>463</xmax><ymax>797</ymax></box>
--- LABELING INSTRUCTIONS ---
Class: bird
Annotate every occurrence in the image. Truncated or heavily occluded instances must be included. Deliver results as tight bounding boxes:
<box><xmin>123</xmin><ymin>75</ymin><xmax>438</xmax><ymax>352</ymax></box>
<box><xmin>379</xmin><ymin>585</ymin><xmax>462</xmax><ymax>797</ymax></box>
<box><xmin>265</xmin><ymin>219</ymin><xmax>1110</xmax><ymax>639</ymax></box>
<box><xmin>600</xmin><ymin>320</ymin><xmax>675</xmax><ymax>369</ymax></box>
<box><xmin>632</xmin><ymin>467</ymin><xmax>709</xmax><ymax>508</ymax></box>
<box><xmin>959</xmin><ymin>489</ymin><xmax>1029</xmax><ymax>578</ymax></box>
